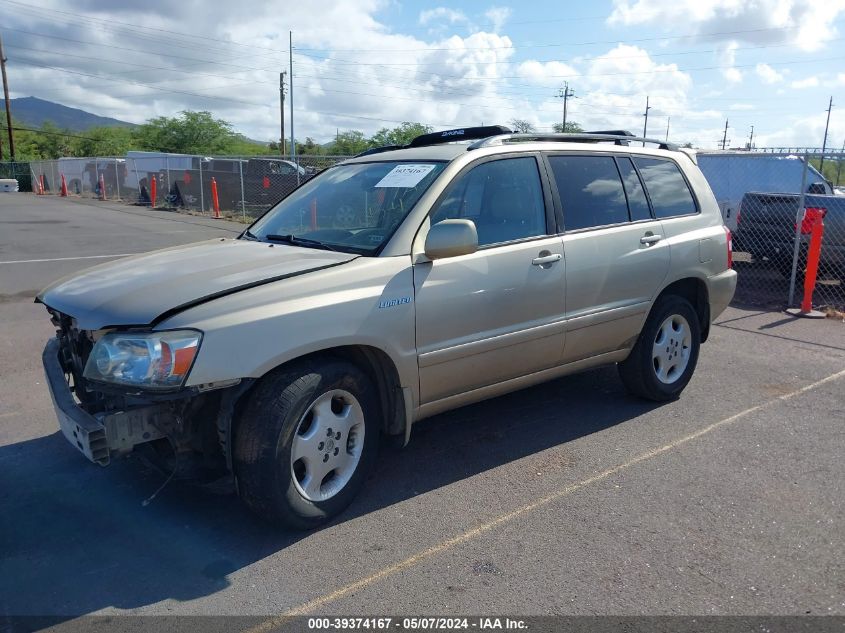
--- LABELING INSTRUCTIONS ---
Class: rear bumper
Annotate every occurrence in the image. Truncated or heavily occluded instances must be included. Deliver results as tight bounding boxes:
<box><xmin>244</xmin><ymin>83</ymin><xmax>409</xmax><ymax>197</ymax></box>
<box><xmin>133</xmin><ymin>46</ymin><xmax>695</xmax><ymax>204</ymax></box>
<box><xmin>708</xmin><ymin>269</ymin><xmax>737</xmax><ymax>320</ymax></box>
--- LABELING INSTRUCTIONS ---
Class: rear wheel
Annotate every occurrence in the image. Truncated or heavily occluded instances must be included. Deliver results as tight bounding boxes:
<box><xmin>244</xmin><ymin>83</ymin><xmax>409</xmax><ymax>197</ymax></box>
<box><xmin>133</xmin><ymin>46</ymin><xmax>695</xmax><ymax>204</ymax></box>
<box><xmin>618</xmin><ymin>296</ymin><xmax>701</xmax><ymax>401</ymax></box>
<box><xmin>233</xmin><ymin>359</ymin><xmax>379</xmax><ymax>530</ymax></box>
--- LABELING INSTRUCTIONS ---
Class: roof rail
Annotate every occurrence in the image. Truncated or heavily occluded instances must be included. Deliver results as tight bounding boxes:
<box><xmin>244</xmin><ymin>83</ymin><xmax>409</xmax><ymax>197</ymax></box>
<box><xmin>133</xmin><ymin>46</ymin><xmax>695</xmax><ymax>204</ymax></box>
<box><xmin>585</xmin><ymin>129</ymin><xmax>635</xmax><ymax>137</ymax></box>
<box><xmin>354</xmin><ymin>145</ymin><xmax>403</xmax><ymax>158</ymax></box>
<box><xmin>467</xmin><ymin>132</ymin><xmax>678</xmax><ymax>151</ymax></box>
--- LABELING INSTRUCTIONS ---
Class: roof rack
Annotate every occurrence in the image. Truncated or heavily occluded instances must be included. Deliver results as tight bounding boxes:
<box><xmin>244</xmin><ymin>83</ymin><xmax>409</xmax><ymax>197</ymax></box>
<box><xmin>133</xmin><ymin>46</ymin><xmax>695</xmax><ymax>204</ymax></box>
<box><xmin>467</xmin><ymin>132</ymin><xmax>678</xmax><ymax>151</ymax></box>
<box><xmin>353</xmin><ymin>125</ymin><xmax>513</xmax><ymax>158</ymax></box>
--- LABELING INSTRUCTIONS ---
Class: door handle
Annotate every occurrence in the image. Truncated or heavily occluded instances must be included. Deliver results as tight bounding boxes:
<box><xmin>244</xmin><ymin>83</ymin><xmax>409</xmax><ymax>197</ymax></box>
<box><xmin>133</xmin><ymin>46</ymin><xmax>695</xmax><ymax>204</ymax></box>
<box><xmin>531</xmin><ymin>253</ymin><xmax>562</xmax><ymax>266</ymax></box>
<box><xmin>640</xmin><ymin>234</ymin><xmax>663</xmax><ymax>245</ymax></box>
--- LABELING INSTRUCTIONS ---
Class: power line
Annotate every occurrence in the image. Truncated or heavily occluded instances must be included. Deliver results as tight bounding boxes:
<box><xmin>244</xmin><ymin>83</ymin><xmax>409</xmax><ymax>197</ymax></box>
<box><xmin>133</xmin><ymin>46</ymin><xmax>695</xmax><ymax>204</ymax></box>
<box><xmin>294</xmin><ymin>24</ymin><xmax>833</xmax><ymax>52</ymax></box>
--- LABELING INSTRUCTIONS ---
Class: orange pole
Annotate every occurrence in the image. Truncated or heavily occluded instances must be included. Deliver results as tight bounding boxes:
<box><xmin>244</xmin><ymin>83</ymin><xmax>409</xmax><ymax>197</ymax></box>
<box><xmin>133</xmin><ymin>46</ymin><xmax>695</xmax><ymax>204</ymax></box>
<box><xmin>39</xmin><ymin>174</ymin><xmax>45</xmax><ymax>195</ymax></box>
<box><xmin>60</xmin><ymin>173</ymin><xmax>68</xmax><ymax>197</ymax></box>
<box><xmin>99</xmin><ymin>174</ymin><xmax>106</xmax><ymax>200</ymax></box>
<box><xmin>210</xmin><ymin>177</ymin><xmax>220</xmax><ymax>218</ymax></box>
<box><xmin>150</xmin><ymin>176</ymin><xmax>157</xmax><ymax>208</ymax></box>
<box><xmin>310</xmin><ymin>197</ymin><xmax>317</xmax><ymax>230</ymax></box>
<box><xmin>800</xmin><ymin>209</ymin><xmax>825</xmax><ymax>313</ymax></box>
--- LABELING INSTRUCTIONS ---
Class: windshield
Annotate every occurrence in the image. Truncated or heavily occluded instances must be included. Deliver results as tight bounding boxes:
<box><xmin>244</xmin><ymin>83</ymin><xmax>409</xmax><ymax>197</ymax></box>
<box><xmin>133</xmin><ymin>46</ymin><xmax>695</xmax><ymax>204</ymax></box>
<box><xmin>247</xmin><ymin>161</ymin><xmax>447</xmax><ymax>254</ymax></box>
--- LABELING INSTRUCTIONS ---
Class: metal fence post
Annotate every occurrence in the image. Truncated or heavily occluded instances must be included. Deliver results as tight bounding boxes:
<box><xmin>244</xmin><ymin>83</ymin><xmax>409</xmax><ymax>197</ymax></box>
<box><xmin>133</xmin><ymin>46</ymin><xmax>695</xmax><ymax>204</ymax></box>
<box><xmin>114</xmin><ymin>157</ymin><xmax>121</xmax><ymax>201</ymax></box>
<box><xmin>239</xmin><ymin>158</ymin><xmax>246</xmax><ymax>221</ymax></box>
<box><xmin>787</xmin><ymin>152</ymin><xmax>810</xmax><ymax>306</ymax></box>
<box><xmin>131</xmin><ymin>158</ymin><xmax>140</xmax><ymax>204</ymax></box>
<box><xmin>198</xmin><ymin>156</ymin><xmax>205</xmax><ymax>214</ymax></box>
<box><xmin>165</xmin><ymin>155</ymin><xmax>170</xmax><ymax>206</ymax></box>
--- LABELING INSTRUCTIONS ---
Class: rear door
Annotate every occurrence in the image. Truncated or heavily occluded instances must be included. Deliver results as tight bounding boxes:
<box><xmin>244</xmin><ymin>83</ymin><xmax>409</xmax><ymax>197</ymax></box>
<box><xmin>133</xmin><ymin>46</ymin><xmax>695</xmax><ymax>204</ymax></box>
<box><xmin>545</xmin><ymin>153</ymin><xmax>670</xmax><ymax>363</ymax></box>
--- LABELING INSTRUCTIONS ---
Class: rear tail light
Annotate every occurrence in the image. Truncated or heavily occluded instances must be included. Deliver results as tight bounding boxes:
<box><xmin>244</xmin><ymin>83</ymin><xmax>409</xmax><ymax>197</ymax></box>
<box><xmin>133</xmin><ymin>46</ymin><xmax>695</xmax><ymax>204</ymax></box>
<box><xmin>724</xmin><ymin>226</ymin><xmax>732</xmax><ymax>268</ymax></box>
<box><xmin>799</xmin><ymin>207</ymin><xmax>827</xmax><ymax>234</ymax></box>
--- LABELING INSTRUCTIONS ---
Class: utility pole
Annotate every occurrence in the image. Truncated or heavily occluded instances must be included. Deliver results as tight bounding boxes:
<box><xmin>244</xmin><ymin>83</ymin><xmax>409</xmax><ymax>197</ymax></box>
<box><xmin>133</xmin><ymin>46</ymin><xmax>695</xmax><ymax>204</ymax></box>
<box><xmin>721</xmin><ymin>119</ymin><xmax>729</xmax><ymax>150</ymax></box>
<box><xmin>556</xmin><ymin>82</ymin><xmax>574</xmax><ymax>131</ymax></box>
<box><xmin>665</xmin><ymin>116</ymin><xmax>670</xmax><ymax>142</ymax></box>
<box><xmin>820</xmin><ymin>96</ymin><xmax>833</xmax><ymax>172</ymax></box>
<box><xmin>289</xmin><ymin>31</ymin><xmax>296</xmax><ymax>169</ymax></box>
<box><xmin>748</xmin><ymin>125</ymin><xmax>754</xmax><ymax>149</ymax></box>
<box><xmin>642</xmin><ymin>96</ymin><xmax>651</xmax><ymax>146</ymax></box>
<box><xmin>279</xmin><ymin>71</ymin><xmax>286</xmax><ymax>157</ymax></box>
<box><xmin>0</xmin><ymin>33</ymin><xmax>13</xmax><ymax>161</ymax></box>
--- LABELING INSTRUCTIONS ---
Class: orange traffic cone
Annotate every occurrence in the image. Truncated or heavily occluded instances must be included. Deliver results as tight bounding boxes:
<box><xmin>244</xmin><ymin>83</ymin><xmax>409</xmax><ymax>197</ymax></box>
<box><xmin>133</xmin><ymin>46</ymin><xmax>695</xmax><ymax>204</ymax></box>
<box><xmin>60</xmin><ymin>173</ymin><xmax>68</xmax><ymax>197</ymax></box>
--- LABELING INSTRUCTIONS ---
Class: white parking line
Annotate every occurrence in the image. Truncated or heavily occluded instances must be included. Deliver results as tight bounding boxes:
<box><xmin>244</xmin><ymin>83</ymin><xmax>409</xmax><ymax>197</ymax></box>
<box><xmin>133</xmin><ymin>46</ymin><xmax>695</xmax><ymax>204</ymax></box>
<box><xmin>0</xmin><ymin>254</ymin><xmax>138</xmax><ymax>265</ymax></box>
<box><xmin>250</xmin><ymin>366</ymin><xmax>845</xmax><ymax>621</ymax></box>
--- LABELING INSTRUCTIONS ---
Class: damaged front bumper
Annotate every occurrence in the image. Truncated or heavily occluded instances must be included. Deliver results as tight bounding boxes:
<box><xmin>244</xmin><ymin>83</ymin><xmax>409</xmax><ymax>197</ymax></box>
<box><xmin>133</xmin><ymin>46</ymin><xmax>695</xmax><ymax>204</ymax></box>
<box><xmin>42</xmin><ymin>337</ymin><xmax>166</xmax><ymax>466</ymax></box>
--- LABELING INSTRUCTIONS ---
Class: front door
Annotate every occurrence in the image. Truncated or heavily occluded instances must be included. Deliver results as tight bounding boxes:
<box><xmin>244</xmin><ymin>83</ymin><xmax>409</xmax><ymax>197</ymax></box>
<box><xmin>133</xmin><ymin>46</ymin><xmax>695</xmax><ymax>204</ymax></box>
<box><xmin>413</xmin><ymin>155</ymin><xmax>566</xmax><ymax>404</ymax></box>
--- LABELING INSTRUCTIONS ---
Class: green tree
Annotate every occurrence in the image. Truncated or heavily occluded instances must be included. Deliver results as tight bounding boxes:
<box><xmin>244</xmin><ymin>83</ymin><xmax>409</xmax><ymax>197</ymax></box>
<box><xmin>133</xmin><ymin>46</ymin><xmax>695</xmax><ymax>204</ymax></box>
<box><xmin>369</xmin><ymin>122</ymin><xmax>432</xmax><ymax>147</ymax></box>
<box><xmin>329</xmin><ymin>130</ymin><xmax>369</xmax><ymax>155</ymax></box>
<box><xmin>552</xmin><ymin>121</ymin><xmax>584</xmax><ymax>133</ymax></box>
<box><xmin>132</xmin><ymin>111</ymin><xmax>240</xmax><ymax>154</ymax></box>
<box><xmin>509</xmin><ymin>119</ymin><xmax>536</xmax><ymax>133</ymax></box>
<box><xmin>71</xmin><ymin>125</ymin><xmax>134</xmax><ymax>157</ymax></box>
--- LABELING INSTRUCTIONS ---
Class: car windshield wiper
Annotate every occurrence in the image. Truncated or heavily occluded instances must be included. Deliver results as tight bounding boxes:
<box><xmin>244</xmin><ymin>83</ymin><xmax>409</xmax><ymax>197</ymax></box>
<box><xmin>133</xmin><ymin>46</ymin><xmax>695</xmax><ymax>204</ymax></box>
<box><xmin>264</xmin><ymin>234</ymin><xmax>338</xmax><ymax>252</ymax></box>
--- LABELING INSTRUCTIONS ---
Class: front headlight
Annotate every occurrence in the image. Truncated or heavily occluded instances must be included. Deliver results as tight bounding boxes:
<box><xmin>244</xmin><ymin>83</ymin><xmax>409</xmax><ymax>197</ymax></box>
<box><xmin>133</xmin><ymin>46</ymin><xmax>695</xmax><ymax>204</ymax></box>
<box><xmin>83</xmin><ymin>330</ymin><xmax>202</xmax><ymax>390</ymax></box>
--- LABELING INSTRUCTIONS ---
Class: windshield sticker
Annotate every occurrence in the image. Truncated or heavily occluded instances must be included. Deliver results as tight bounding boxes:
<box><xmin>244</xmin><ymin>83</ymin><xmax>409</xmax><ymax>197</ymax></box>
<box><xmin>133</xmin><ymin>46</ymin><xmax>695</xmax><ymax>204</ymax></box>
<box><xmin>375</xmin><ymin>164</ymin><xmax>436</xmax><ymax>188</ymax></box>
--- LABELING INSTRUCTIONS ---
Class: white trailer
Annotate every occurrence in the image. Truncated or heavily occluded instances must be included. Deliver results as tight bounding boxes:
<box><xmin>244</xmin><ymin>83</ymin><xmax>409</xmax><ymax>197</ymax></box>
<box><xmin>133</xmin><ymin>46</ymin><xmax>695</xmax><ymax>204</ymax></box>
<box><xmin>695</xmin><ymin>152</ymin><xmax>831</xmax><ymax>231</ymax></box>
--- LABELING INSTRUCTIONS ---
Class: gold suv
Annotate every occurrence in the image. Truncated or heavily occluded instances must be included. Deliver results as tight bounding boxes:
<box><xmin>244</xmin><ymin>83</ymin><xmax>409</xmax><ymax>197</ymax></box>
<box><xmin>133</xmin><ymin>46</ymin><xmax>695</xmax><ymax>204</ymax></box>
<box><xmin>39</xmin><ymin>127</ymin><xmax>737</xmax><ymax>529</ymax></box>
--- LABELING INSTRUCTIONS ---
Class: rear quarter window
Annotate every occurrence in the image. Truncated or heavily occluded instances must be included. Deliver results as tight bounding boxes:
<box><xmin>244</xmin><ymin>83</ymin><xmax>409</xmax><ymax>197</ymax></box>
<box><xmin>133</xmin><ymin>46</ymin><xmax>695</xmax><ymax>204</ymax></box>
<box><xmin>633</xmin><ymin>157</ymin><xmax>698</xmax><ymax>218</ymax></box>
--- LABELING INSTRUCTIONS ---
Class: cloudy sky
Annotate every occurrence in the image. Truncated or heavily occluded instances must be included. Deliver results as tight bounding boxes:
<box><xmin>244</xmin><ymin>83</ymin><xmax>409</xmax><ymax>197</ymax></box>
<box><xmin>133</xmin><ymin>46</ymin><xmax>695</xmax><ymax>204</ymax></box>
<box><xmin>2</xmin><ymin>0</ymin><xmax>845</xmax><ymax>149</ymax></box>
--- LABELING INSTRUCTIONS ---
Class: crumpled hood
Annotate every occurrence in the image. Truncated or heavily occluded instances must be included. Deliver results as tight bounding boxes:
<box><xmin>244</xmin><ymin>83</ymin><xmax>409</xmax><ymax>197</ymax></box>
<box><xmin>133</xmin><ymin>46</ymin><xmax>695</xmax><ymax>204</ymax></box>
<box><xmin>37</xmin><ymin>238</ymin><xmax>357</xmax><ymax>330</ymax></box>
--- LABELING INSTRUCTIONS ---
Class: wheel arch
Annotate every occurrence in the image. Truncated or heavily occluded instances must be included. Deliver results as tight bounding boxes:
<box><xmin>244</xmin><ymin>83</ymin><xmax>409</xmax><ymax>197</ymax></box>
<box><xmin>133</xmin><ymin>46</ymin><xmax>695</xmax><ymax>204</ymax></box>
<box><xmin>655</xmin><ymin>277</ymin><xmax>711</xmax><ymax>343</ymax></box>
<box><xmin>225</xmin><ymin>344</ymin><xmax>408</xmax><ymax>467</ymax></box>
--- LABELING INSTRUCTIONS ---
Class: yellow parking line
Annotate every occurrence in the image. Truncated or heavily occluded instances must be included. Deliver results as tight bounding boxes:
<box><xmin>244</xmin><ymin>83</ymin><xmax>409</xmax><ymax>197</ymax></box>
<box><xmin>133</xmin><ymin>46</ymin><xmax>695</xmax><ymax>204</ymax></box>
<box><xmin>0</xmin><ymin>411</ymin><xmax>21</xmax><ymax>419</ymax></box>
<box><xmin>247</xmin><ymin>367</ymin><xmax>845</xmax><ymax>627</ymax></box>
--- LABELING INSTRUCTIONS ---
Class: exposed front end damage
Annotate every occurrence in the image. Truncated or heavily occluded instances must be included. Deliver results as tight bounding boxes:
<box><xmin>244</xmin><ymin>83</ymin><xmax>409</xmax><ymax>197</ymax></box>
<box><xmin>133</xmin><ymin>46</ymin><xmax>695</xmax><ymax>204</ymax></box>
<box><xmin>42</xmin><ymin>308</ymin><xmax>251</xmax><ymax>470</ymax></box>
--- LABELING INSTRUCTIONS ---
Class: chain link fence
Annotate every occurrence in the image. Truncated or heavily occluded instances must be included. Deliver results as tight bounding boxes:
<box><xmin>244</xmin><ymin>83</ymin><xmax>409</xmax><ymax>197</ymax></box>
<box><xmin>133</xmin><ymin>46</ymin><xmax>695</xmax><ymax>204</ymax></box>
<box><xmin>25</xmin><ymin>154</ymin><xmax>350</xmax><ymax>221</ymax></box>
<box><xmin>698</xmin><ymin>150</ymin><xmax>845</xmax><ymax>312</ymax></box>
<box><xmin>10</xmin><ymin>148</ymin><xmax>845</xmax><ymax>312</ymax></box>
<box><xmin>0</xmin><ymin>160</ymin><xmax>32</xmax><ymax>191</ymax></box>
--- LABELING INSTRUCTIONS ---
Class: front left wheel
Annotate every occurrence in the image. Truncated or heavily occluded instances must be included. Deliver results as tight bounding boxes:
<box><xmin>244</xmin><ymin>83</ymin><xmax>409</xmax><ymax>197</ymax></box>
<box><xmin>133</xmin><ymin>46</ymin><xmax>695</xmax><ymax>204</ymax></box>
<box><xmin>233</xmin><ymin>358</ymin><xmax>380</xmax><ymax>530</ymax></box>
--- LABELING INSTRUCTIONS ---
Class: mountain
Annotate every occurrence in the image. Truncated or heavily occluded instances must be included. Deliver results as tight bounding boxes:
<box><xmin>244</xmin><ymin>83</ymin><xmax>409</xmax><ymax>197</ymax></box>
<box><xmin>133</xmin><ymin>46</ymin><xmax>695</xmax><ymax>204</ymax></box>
<box><xmin>1</xmin><ymin>97</ymin><xmax>135</xmax><ymax>131</ymax></box>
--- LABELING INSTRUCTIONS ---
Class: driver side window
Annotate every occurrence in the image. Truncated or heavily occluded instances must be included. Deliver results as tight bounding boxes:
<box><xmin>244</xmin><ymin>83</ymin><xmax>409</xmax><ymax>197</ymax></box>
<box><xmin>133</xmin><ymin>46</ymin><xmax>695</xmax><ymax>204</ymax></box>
<box><xmin>430</xmin><ymin>157</ymin><xmax>547</xmax><ymax>247</ymax></box>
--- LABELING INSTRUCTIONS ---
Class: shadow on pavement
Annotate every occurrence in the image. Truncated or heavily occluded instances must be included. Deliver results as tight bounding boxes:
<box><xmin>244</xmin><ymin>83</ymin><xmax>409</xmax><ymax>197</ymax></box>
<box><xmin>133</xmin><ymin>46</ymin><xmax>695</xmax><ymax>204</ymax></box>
<box><xmin>0</xmin><ymin>365</ymin><xmax>660</xmax><ymax>617</ymax></box>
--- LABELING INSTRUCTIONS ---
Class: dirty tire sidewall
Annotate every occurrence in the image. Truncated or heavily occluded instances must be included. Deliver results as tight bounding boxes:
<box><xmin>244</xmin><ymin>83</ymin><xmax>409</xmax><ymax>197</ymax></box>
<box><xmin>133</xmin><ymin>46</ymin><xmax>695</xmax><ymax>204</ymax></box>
<box><xmin>234</xmin><ymin>359</ymin><xmax>379</xmax><ymax>530</ymax></box>
<box><xmin>618</xmin><ymin>295</ymin><xmax>701</xmax><ymax>402</ymax></box>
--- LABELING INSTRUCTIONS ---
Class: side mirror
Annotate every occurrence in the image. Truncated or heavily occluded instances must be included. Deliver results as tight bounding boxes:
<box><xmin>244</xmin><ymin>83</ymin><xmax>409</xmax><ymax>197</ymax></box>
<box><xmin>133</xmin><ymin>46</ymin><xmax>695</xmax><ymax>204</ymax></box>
<box><xmin>424</xmin><ymin>219</ymin><xmax>478</xmax><ymax>260</ymax></box>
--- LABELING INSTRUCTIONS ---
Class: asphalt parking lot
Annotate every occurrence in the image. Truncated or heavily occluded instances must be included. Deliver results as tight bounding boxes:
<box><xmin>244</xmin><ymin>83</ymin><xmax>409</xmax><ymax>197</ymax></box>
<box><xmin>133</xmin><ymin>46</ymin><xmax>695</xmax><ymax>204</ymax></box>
<box><xmin>1</xmin><ymin>194</ymin><xmax>844</xmax><ymax>620</ymax></box>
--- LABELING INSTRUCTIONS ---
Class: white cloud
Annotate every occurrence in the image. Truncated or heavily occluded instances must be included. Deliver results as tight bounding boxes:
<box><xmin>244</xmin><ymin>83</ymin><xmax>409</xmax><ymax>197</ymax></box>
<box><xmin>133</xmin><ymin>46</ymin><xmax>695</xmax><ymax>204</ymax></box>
<box><xmin>484</xmin><ymin>7</ymin><xmax>512</xmax><ymax>32</ymax></box>
<box><xmin>729</xmin><ymin>103</ymin><xmax>754</xmax><ymax>110</ymax></box>
<box><xmin>755</xmin><ymin>63</ymin><xmax>784</xmax><ymax>84</ymax></box>
<box><xmin>607</xmin><ymin>0</ymin><xmax>845</xmax><ymax>52</ymax></box>
<box><xmin>719</xmin><ymin>42</ymin><xmax>741</xmax><ymax>83</ymax></box>
<box><xmin>791</xmin><ymin>76</ymin><xmax>820</xmax><ymax>89</ymax></box>
<box><xmin>516</xmin><ymin>61</ymin><xmax>578</xmax><ymax>87</ymax></box>
<box><xmin>418</xmin><ymin>7</ymin><xmax>468</xmax><ymax>26</ymax></box>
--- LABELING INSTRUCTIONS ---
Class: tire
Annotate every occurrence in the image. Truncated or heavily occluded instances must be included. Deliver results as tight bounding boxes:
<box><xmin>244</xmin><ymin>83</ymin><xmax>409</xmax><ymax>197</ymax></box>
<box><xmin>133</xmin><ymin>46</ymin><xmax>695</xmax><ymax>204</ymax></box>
<box><xmin>618</xmin><ymin>296</ymin><xmax>701</xmax><ymax>402</ymax></box>
<box><xmin>233</xmin><ymin>358</ymin><xmax>379</xmax><ymax>530</ymax></box>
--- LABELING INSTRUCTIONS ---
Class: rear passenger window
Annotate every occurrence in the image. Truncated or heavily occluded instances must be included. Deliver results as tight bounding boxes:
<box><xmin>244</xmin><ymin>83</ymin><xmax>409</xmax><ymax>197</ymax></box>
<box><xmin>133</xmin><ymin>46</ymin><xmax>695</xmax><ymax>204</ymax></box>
<box><xmin>616</xmin><ymin>158</ymin><xmax>652</xmax><ymax>221</ymax></box>
<box><xmin>633</xmin><ymin>157</ymin><xmax>697</xmax><ymax>218</ymax></box>
<box><xmin>548</xmin><ymin>156</ymin><xmax>629</xmax><ymax>230</ymax></box>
